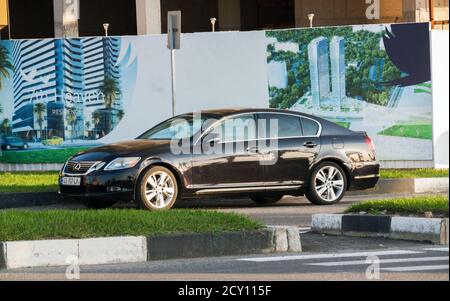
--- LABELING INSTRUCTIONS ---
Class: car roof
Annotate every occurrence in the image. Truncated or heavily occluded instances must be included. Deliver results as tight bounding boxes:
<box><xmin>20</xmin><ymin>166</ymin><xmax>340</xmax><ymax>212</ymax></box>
<box><xmin>196</xmin><ymin>108</ymin><xmax>312</xmax><ymax>118</ymax></box>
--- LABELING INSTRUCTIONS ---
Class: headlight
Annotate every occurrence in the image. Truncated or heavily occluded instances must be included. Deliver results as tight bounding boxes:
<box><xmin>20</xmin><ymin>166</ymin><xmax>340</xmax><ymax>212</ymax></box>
<box><xmin>104</xmin><ymin>157</ymin><xmax>141</xmax><ymax>171</ymax></box>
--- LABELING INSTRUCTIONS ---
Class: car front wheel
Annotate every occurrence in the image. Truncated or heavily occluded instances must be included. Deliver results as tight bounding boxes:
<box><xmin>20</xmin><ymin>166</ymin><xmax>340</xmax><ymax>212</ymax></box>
<box><xmin>136</xmin><ymin>166</ymin><xmax>179</xmax><ymax>211</ymax></box>
<box><xmin>306</xmin><ymin>162</ymin><xmax>347</xmax><ymax>205</ymax></box>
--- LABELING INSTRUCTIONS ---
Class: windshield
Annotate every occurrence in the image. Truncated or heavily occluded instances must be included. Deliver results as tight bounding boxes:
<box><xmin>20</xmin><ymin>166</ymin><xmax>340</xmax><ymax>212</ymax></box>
<box><xmin>138</xmin><ymin>114</ymin><xmax>213</xmax><ymax>140</ymax></box>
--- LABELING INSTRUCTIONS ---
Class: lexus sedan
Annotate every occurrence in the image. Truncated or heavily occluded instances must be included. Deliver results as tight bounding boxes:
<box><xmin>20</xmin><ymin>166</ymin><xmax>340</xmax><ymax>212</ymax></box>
<box><xmin>59</xmin><ymin>109</ymin><xmax>379</xmax><ymax>210</ymax></box>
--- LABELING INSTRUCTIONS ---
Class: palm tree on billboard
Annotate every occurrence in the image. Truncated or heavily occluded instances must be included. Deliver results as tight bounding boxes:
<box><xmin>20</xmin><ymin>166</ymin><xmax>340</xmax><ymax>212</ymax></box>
<box><xmin>85</xmin><ymin>121</ymin><xmax>91</xmax><ymax>139</ymax></box>
<box><xmin>65</xmin><ymin>106</ymin><xmax>77</xmax><ymax>143</ymax></box>
<box><xmin>0</xmin><ymin>45</ymin><xmax>14</xmax><ymax>114</ymax></box>
<box><xmin>0</xmin><ymin>118</ymin><xmax>11</xmax><ymax>136</ymax></box>
<box><xmin>34</xmin><ymin>103</ymin><xmax>46</xmax><ymax>141</ymax></box>
<box><xmin>92</xmin><ymin>111</ymin><xmax>101</xmax><ymax>139</ymax></box>
<box><xmin>117</xmin><ymin>109</ymin><xmax>125</xmax><ymax>121</ymax></box>
<box><xmin>99</xmin><ymin>77</ymin><xmax>122</xmax><ymax>134</ymax></box>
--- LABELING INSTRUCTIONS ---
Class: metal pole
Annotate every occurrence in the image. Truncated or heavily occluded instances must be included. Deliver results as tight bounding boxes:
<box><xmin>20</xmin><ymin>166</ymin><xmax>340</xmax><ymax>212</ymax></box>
<box><xmin>6</xmin><ymin>0</ymin><xmax>11</xmax><ymax>39</ymax></box>
<box><xmin>429</xmin><ymin>0</ymin><xmax>435</xmax><ymax>29</ymax></box>
<box><xmin>170</xmin><ymin>49</ymin><xmax>176</xmax><ymax>117</ymax></box>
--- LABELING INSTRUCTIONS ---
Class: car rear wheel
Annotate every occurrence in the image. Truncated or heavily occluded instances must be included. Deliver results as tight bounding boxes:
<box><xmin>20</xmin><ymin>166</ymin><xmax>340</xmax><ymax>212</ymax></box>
<box><xmin>306</xmin><ymin>162</ymin><xmax>347</xmax><ymax>205</ymax></box>
<box><xmin>136</xmin><ymin>166</ymin><xmax>178</xmax><ymax>211</ymax></box>
<box><xmin>251</xmin><ymin>195</ymin><xmax>284</xmax><ymax>205</ymax></box>
<box><xmin>83</xmin><ymin>200</ymin><xmax>116</xmax><ymax>209</ymax></box>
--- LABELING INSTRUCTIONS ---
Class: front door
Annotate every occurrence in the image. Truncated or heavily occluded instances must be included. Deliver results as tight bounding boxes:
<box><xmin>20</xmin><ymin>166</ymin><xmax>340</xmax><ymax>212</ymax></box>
<box><xmin>191</xmin><ymin>114</ymin><xmax>265</xmax><ymax>191</ymax></box>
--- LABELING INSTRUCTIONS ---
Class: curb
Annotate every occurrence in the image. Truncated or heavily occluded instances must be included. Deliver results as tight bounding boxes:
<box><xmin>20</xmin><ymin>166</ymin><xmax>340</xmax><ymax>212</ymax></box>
<box><xmin>0</xmin><ymin>177</ymin><xmax>448</xmax><ymax>210</ymax></box>
<box><xmin>0</xmin><ymin>228</ymin><xmax>302</xmax><ymax>270</ymax></box>
<box><xmin>312</xmin><ymin>214</ymin><xmax>449</xmax><ymax>245</ymax></box>
<box><xmin>348</xmin><ymin>178</ymin><xmax>449</xmax><ymax>195</ymax></box>
<box><xmin>0</xmin><ymin>236</ymin><xmax>147</xmax><ymax>270</ymax></box>
<box><xmin>0</xmin><ymin>192</ymin><xmax>64</xmax><ymax>209</ymax></box>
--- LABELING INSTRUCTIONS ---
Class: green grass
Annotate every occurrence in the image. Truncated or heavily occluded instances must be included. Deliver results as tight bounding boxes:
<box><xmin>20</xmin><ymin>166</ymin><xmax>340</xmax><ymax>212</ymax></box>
<box><xmin>0</xmin><ymin>168</ymin><xmax>448</xmax><ymax>194</ymax></box>
<box><xmin>0</xmin><ymin>209</ymin><xmax>264</xmax><ymax>241</ymax></box>
<box><xmin>0</xmin><ymin>172</ymin><xmax>59</xmax><ymax>193</ymax></box>
<box><xmin>380</xmin><ymin>168</ymin><xmax>449</xmax><ymax>179</ymax></box>
<box><xmin>379</xmin><ymin>124</ymin><xmax>433</xmax><ymax>140</ymax></box>
<box><xmin>0</xmin><ymin>147</ymin><xmax>88</xmax><ymax>164</ymax></box>
<box><xmin>346</xmin><ymin>195</ymin><xmax>449</xmax><ymax>217</ymax></box>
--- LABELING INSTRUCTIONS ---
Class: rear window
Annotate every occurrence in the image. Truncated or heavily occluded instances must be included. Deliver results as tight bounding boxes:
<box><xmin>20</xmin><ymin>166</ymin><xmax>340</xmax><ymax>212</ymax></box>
<box><xmin>301</xmin><ymin>118</ymin><xmax>320</xmax><ymax>136</ymax></box>
<box><xmin>260</xmin><ymin>114</ymin><xmax>303</xmax><ymax>139</ymax></box>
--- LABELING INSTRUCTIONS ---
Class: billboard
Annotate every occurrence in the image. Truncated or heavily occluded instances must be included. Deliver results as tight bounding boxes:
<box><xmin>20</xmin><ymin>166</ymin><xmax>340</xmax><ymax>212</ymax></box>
<box><xmin>266</xmin><ymin>23</ymin><xmax>433</xmax><ymax>161</ymax></box>
<box><xmin>0</xmin><ymin>23</ymin><xmax>433</xmax><ymax>164</ymax></box>
<box><xmin>0</xmin><ymin>32</ymin><xmax>268</xmax><ymax>164</ymax></box>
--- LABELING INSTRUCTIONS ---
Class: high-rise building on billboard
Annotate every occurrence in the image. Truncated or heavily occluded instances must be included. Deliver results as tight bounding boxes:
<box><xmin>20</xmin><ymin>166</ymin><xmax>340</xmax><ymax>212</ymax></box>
<box><xmin>330</xmin><ymin>36</ymin><xmax>346</xmax><ymax>106</ymax></box>
<box><xmin>11</xmin><ymin>37</ymin><xmax>122</xmax><ymax>141</ymax></box>
<box><xmin>308</xmin><ymin>37</ymin><xmax>330</xmax><ymax>109</ymax></box>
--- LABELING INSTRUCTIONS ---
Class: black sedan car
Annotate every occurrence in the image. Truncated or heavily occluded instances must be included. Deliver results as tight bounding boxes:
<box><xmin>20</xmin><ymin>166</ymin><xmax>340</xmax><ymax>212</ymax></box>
<box><xmin>59</xmin><ymin>109</ymin><xmax>380</xmax><ymax>210</ymax></box>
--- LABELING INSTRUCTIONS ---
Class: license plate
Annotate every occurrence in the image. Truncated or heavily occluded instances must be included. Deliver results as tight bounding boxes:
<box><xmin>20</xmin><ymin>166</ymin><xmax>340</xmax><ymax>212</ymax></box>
<box><xmin>61</xmin><ymin>177</ymin><xmax>81</xmax><ymax>186</ymax></box>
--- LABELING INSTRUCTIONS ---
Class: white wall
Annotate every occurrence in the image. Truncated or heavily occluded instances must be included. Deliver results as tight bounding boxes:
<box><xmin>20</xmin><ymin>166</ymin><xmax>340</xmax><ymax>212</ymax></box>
<box><xmin>100</xmin><ymin>31</ymin><xmax>268</xmax><ymax>144</ymax></box>
<box><xmin>431</xmin><ymin>30</ymin><xmax>449</xmax><ymax>169</ymax></box>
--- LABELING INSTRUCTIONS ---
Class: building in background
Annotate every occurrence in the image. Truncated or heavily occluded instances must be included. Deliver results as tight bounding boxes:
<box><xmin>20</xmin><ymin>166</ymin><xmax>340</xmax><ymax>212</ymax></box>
<box><xmin>1</xmin><ymin>0</ymin><xmax>447</xmax><ymax>40</ymax></box>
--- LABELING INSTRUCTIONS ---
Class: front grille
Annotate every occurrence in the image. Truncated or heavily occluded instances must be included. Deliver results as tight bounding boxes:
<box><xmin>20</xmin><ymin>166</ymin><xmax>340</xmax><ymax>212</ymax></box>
<box><xmin>65</xmin><ymin>161</ymin><xmax>98</xmax><ymax>174</ymax></box>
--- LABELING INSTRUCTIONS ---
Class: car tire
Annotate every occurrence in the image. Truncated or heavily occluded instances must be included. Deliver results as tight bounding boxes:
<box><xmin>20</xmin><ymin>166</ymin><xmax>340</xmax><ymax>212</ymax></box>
<box><xmin>136</xmin><ymin>166</ymin><xmax>179</xmax><ymax>211</ymax></box>
<box><xmin>6</xmin><ymin>145</ymin><xmax>11</xmax><ymax>150</ymax></box>
<box><xmin>22</xmin><ymin>144</ymin><xmax>29</xmax><ymax>150</ymax></box>
<box><xmin>305</xmin><ymin>162</ymin><xmax>348</xmax><ymax>206</ymax></box>
<box><xmin>251</xmin><ymin>195</ymin><xmax>284</xmax><ymax>205</ymax></box>
<box><xmin>82</xmin><ymin>200</ymin><xmax>116</xmax><ymax>209</ymax></box>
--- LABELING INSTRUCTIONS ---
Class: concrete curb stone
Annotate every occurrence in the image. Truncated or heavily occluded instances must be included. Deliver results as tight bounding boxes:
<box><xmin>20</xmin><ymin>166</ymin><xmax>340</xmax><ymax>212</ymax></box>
<box><xmin>312</xmin><ymin>214</ymin><xmax>449</xmax><ymax>245</ymax></box>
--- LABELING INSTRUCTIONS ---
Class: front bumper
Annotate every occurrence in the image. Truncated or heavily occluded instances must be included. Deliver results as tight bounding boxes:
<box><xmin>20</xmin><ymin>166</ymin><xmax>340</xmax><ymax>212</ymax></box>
<box><xmin>59</xmin><ymin>168</ymin><xmax>139</xmax><ymax>201</ymax></box>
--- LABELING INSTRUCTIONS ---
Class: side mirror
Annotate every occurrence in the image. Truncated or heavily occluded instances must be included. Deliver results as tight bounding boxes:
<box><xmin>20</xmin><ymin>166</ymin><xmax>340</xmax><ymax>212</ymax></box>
<box><xmin>203</xmin><ymin>133</ymin><xmax>221</xmax><ymax>146</ymax></box>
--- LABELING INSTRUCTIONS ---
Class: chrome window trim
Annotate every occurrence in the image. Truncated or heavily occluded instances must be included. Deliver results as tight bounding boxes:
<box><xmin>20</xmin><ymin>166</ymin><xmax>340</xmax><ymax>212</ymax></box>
<box><xmin>195</xmin><ymin>111</ymin><xmax>322</xmax><ymax>145</ymax></box>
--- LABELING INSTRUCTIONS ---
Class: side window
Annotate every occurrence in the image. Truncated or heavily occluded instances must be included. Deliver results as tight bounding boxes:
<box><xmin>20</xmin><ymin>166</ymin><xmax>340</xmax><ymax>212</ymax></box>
<box><xmin>210</xmin><ymin>114</ymin><xmax>257</xmax><ymax>143</ymax></box>
<box><xmin>301</xmin><ymin>118</ymin><xmax>320</xmax><ymax>136</ymax></box>
<box><xmin>260</xmin><ymin>114</ymin><xmax>303</xmax><ymax>139</ymax></box>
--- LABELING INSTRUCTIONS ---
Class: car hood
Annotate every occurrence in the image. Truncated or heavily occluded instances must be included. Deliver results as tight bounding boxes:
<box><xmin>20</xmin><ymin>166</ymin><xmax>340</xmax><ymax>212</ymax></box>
<box><xmin>70</xmin><ymin>140</ymin><xmax>171</xmax><ymax>162</ymax></box>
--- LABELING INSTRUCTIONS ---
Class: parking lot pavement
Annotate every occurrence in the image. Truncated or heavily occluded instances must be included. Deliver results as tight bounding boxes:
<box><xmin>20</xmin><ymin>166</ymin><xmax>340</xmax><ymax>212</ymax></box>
<box><xmin>19</xmin><ymin>193</ymin><xmax>442</xmax><ymax>227</ymax></box>
<box><xmin>1</xmin><ymin>234</ymin><xmax>447</xmax><ymax>281</ymax></box>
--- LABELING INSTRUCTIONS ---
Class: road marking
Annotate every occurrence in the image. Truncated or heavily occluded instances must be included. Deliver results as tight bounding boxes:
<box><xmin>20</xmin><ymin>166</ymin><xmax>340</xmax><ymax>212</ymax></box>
<box><xmin>306</xmin><ymin>256</ymin><xmax>449</xmax><ymax>266</ymax></box>
<box><xmin>382</xmin><ymin>265</ymin><xmax>449</xmax><ymax>272</ymax></box>
<box><xmin>299</xmin><ymin>227</ymin><xmax>311</xmax><ymax>234</ymax></box>
<box><xmin>238</xmin><ymin>250</ymin><xmax>423</xmax><ymax>262</ymax></box>
<box><xmin>423</xmin><ymin>247</ymin><xmax>449</xmax><ymax>252</ymax></box>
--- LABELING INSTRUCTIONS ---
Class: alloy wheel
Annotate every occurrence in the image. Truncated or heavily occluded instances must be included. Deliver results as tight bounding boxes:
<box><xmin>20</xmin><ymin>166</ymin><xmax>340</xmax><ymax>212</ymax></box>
<box><xmin>314</xmin><ymin>166</ymin><xmax>345</xmax><ymax>202</ymax></box>
<box><xmin>145</xmin><ymin>171</ymin><xmax>176</xmax><ymax>209</ymax></box>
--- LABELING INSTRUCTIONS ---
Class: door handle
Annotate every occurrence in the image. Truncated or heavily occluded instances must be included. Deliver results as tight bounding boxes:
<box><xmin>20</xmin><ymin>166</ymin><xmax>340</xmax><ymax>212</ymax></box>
<box><xmin>303</xmin><ymin>141</ymin><xmax>318</xmax><ymax>148</ymax></box>
<box><xmin>246</xmin><ymin>147</ymin><xmax>259</xmax><ymax>154</ymax></box>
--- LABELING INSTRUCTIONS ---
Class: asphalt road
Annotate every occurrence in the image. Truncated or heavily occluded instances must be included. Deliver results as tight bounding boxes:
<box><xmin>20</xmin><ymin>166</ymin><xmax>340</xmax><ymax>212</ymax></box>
<box><xmin>24</xmin><ymin>192</ymin><xmax>442</xmax><ymax>227</ymax></box>
<box><xmin>1</xmin><ymin>235</ymin><xmax>447</xmax><ymax>281</ymax></box>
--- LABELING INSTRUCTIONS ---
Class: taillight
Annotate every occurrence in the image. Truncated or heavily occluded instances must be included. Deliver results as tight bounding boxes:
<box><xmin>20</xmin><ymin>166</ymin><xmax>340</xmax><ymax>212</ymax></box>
<box><xmin>365</xmin><ymin>135</ymin><xmax>375</xmax><ymax>153</ymax></box>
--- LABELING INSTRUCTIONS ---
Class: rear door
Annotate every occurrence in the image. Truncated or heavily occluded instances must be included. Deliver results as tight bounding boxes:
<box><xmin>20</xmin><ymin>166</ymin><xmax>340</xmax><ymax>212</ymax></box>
<box><xmin>258</xmin><ymin>113</ymin><xmax>321</xmax><ymax>186</ymax></box>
